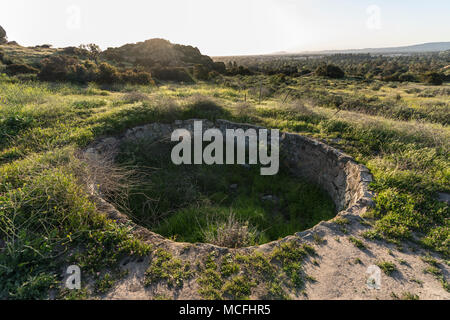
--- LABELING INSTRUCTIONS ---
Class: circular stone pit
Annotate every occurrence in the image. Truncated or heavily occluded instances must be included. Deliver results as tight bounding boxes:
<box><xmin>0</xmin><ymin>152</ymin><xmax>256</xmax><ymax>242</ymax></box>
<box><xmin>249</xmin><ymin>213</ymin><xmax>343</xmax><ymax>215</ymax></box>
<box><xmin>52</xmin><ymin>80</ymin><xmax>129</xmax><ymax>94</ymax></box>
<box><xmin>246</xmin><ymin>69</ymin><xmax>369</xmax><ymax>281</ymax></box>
<box><xmin>85</xmin><ymin>119</ymin><xmax>374</xmax><ymax>251</ymax></box>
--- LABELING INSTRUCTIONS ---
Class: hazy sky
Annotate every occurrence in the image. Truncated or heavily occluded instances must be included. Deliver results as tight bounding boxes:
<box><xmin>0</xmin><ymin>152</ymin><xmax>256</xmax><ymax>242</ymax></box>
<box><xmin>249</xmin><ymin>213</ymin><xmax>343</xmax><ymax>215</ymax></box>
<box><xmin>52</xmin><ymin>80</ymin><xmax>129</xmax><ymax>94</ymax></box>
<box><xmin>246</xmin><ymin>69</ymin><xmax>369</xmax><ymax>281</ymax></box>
<box><xmin>2</xmin><ymin>0</ymin><xmax>449</xmax><ymax>56</ymax></box>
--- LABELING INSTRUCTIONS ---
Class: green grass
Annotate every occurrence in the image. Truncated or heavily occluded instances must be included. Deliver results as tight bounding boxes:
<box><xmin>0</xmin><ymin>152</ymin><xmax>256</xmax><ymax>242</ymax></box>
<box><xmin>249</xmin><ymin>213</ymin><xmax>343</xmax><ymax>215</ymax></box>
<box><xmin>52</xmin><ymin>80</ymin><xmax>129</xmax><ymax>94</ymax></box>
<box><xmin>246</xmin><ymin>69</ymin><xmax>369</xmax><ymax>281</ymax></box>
<box><xmin>0</xmin><ymin>73</ymin><xmax>448</xmax><ymax>298</ymax></box>
<box><xmin>220</xmin><ymin>254</ymin><xmax>240</xmax><ymax>277</ymax></box>
<box><xmin>421</xmin><ymin>255</ymin><xmax>440</xmax><ymax>267</ymax></box>
<box><xmin>0</xmin><ymin>150</ymin><xmax>151</xmax><ymax>298</ymax></box>
<box><xmin>271</xmin><ymin>242</ymin><xmax>316</xmax><ymax>288</ymax></box>
<box><xmin>391</xmin><ymin>291</ymin><xmax>420</xmax><ymax>300</ymax></box>
<box><xmin>0</xmin><ymin>44</ymin><xmax>58</xmax><ymax>67</ymax></box>
<box><xmin>348</xmin><ymin>236</ymin><xmax>367</xmax><ymax>250</ymax></box>
<box><xmin>423</xmin><ymin>266</ymin><xmax>442</xmax><ymax>277</ymax></box>
<box><xmin>94</xmin><ymin>270</ymin><xmax>128</xmax><ymax>295</ymax></box>
<box><xmin>376</xmin><ymin>261</ymin><xmax>397</xmax><ymax>276</ymax></box>
<box><xmin>222</xmin><ymin>275</ymin><xmax>256</xmax><ymax>299</ymax></box>
<box><xmin>196</xmin><ymin>241</ymin><xmax>316</xmax><ymax>300</ymax></box>
<box><xmin>333</xmin><ymin>217</ymin><xmax>349</xmax><ymax>225</ymax></box>
<box><xmin>197</xmin><ymin>260</ymin><xmax>224</xmax><ymax>299</ymax></box>
<box><xmin>264</xmin><ymin>282</ymin><xmax>289</xmax><ymax>300</ymax></box>
<box><xmin>421</xmin><ymin>264</ymin><xmax>449</xmax><ymax>293</ymax></box>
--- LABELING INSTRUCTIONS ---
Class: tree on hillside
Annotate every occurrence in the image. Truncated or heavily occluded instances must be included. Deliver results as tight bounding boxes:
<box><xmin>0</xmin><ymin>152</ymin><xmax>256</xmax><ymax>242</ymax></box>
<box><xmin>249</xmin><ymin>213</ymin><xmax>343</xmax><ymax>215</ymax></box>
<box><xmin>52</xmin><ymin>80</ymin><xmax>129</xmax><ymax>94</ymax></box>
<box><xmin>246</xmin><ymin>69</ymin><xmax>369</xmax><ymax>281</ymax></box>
<box><xmin>79</xmin><ymin>43</ymin><xmax>101</xmax><ymax>63</ymax></box>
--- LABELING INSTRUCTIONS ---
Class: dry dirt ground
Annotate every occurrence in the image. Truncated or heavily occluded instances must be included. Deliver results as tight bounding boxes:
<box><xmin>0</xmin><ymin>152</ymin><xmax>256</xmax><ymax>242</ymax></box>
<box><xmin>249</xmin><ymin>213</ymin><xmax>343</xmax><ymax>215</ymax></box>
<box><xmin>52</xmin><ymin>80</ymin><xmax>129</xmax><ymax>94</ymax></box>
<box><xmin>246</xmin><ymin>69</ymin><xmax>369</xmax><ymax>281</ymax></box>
<box><xmin>101</xmin><ymin>203</ymin><xmax>449</xmax><ymax>300</ymax></box>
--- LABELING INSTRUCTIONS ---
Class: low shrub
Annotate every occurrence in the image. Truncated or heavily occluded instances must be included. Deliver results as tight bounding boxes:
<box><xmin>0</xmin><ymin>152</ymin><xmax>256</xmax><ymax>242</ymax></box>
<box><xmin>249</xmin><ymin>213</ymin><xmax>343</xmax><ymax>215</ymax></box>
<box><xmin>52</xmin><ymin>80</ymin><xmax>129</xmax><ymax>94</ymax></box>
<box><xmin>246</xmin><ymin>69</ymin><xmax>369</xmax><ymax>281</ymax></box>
<box><xmin>151</xmin><ymin>67</ymin><xmax>194</xmax><ymax>82</ymax></box>
<box><xmin>5</xmin><ymin>63</ymin><xmax>39</xmax><ymax>75</ymax></box>
<box><xmin>38</xmin><ymin>56</ymin><xmax>154</xmax><ymax>85</ymax></box>
<box><xmin>422</xmin><ymin>72</ymin><xmax>444</xmax><ymax>85</ymax></box>
<box><xmin>120</xmin><ymin>69</ymin><xmax>154</xmax><ymax>85</ymax></box>
<box><xmin>315</xmin><ymin>64</ymin><xmax>345</xmax><ymax>79</ymax></box>
<box><xmin>38</xmin><ymin>55</ymin><xmax>80</xmax><ymax>82</ymax></box>
<box><xmin>398</xmin><ymin>73</ymin><xmax>417</xmax><ymax>82</ymax></box>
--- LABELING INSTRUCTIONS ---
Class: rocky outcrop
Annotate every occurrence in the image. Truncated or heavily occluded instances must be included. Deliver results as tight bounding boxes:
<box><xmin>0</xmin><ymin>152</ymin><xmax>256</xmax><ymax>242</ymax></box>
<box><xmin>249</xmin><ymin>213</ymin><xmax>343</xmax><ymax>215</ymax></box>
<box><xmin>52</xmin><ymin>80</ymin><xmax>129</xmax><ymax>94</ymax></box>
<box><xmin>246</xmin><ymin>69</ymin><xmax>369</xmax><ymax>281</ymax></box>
<box><xmin>101</xmin><ymin>38</ymin><xmax>215</xmax><ymax>69</ymax></box>
<box><xmin>85</xmin><ymin>119</ymin><xmax>374</xmax><ymax>250</ymax></box>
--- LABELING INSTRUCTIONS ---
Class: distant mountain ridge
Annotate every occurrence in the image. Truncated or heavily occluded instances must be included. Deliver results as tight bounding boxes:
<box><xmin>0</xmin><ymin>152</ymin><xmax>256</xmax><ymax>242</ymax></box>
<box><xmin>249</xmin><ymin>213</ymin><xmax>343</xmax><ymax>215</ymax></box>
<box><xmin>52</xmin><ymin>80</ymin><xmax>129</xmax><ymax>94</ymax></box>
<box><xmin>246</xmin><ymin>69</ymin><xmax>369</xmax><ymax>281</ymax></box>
<box><xmin>296</xmin><ymin>42</ymin><xmax>450</xmax><ymax>55</ymax></box>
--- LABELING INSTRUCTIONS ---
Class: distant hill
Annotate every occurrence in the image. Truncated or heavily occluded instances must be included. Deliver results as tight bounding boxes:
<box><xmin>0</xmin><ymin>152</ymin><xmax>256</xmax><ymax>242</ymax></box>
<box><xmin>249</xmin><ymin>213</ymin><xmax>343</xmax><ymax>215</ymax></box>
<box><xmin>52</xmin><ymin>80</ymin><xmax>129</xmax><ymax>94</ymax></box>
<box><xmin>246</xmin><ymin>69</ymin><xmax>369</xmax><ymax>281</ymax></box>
<box><xmin>299</xmin><ymin>42</ymin><xmax>450</xmax><ymax>54</ymax></box>
<box><xmin>1</xmin><ymin>37</ymin><xmax>227</xmax><ymax>82</ymax></box>
<box><xmin>101</xmin><ymin>38</ymin><xmax>216</xmax><ymax>69</ymax></box>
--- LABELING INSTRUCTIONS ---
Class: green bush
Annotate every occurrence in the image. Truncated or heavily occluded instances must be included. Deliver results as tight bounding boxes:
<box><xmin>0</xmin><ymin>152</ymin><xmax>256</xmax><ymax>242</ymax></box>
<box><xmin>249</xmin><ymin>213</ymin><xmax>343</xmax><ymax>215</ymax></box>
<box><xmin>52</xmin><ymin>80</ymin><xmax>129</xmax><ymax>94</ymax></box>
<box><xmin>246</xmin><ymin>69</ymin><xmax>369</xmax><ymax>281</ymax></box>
<box><xmin>38</xmin><ymin>56</ymin><xmax>154</xmax><ymax>85</ymax></box>
<box><xmin>227</xmin><ymin>65</ymin><xmax>252</xmax><ymax>76</ymax></box>
<box><xmin>213</xmin><ymin>61</ymin><xmax>226</xmax><ymax>74</ymax></box>
<box><xmin>315</xmin><ymin>64</ymin><xmax>345</xmax><ymax>78</ymax></box>
<box><xmin>38</xmin><ymin>55</ymin><xmax>80</xmax><ymax>82</ymax></box>
<box><xmin>398</xmin><ymin>73</ymin><xmax>417</xmax><ymax>82</ymax></box>
<box><xmin>5</xmin><ymin>64</ymin><xmax>39</xmax><ymax>76</ymax></box>
<box><xmin>120</xmin><ymin>69</ymin><xmax>154</xmax><ymax>85</ymax></box>
<box><xmin>422</xmin><ymin>72</ymin><xmax>444</xmax><ymax>85</ymax></box>
<box><xmin>151</xmin><ymin>67</ymin><xmax>194</xmax><ymax>82</ymax></box>
<box><xmin>96</xmin><ymin>62</ymin><xmax>120</xmax><ymax>84</ymax></box>
<box><xmin>61</xmin><ymin>60</ymin><xmax>97</xmax><ymax>84</ymax></box>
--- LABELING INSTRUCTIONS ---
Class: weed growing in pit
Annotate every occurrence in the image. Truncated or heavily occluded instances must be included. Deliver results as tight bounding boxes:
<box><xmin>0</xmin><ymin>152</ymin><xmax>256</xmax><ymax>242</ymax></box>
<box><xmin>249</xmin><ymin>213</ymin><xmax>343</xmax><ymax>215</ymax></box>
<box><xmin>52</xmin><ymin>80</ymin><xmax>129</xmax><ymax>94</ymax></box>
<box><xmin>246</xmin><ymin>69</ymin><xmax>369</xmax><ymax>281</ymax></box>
<box><xmin>115</xmin><ymin>139</ymin><xmax>335</xmax><ymax>246</ymax></box>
